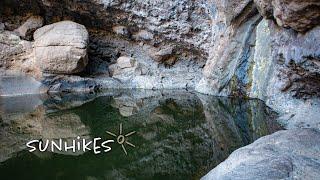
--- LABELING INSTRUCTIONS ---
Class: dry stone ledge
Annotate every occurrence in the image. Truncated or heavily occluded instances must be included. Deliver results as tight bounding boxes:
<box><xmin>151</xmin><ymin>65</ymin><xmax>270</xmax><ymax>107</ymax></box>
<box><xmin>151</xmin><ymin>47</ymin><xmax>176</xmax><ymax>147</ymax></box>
<box><xmin>33</xmin><ymin>21</ymin><xmax>89</xmax><ymax>74</ymax></box>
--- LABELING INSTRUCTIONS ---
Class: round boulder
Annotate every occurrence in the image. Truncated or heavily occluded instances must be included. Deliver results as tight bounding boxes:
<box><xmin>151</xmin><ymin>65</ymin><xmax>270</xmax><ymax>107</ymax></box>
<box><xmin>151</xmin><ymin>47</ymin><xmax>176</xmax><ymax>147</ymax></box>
<box><xmin>33</xmin><ymin>21</ymin><xmax>89</xmax><ymax>74</ymax></box>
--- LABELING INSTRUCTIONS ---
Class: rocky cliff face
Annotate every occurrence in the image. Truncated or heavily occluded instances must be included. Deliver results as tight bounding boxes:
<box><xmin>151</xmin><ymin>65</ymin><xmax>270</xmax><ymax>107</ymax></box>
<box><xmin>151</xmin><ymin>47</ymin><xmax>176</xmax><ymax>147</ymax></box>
<box><xmin>1</xmin><ymin>0</ymin><xmax>319</xmax><ymax>129</ymax></box>
<box><xmin>195</xmin><ymin>0</ymin><xmax>320</xmax><ymax>129</ymax></box>
<box><xmin>1</xmin><ymin>0</ymin><xmax>212</xmax><ymax>91</ymax></box>
<box><xmin>1</xmin><ymin>0</ymin><xmax>320</xmax><ymax>179</ymax></box>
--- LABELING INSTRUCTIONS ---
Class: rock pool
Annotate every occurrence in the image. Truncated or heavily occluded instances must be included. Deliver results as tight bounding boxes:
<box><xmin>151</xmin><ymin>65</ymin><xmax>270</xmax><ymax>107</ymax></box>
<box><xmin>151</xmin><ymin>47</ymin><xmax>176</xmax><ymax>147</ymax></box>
<box><xmin>0</xmin><ymin>90</ymin><xmax>282</xmax><ymax>180</ymax></box>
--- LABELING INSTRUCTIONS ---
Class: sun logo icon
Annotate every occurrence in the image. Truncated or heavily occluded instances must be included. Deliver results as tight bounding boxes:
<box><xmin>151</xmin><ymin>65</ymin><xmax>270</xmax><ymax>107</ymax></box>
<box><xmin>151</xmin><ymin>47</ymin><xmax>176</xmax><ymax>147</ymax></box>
<box><xmin>106</xmin><ymin>123</ymin><xmax>136</xmax><ymax>155</ymax></box>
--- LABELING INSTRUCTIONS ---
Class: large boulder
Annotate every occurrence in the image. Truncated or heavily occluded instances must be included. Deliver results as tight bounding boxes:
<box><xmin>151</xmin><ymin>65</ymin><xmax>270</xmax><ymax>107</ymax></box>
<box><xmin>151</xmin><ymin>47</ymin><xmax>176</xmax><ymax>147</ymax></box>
<box><xmin>254</xmin><ymin>0</ymin><xmax>320</xmax><ymax>32</ymax></box>
<box><xmin>202</xmin><ymin>129</ymin><xmax>320</xmax><ymax>180</ymax></box>
<box><xmin>33</xmin><ymin>21</ymin><xmax>89</xmax><ymax>74</ymax></box>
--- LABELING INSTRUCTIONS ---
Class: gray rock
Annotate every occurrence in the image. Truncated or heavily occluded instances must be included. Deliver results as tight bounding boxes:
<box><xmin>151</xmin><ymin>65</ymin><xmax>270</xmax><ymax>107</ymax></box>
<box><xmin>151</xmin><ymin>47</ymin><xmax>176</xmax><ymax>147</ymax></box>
<box><xmin>14</xmin><ymin>16</ymin><xmax>43</xmax><ymax>40</ymax></box>
<box><xmin>202</xmin><ymin>129</ymin><xmax>320</xmax><ymax>180</ymax></box>
<box><xmin>42</xmin><ymin>74</ymin><xmax>99</xmax><ymax>93</ymax></box>
<box><xmin>109</xmin><ymin>56</ymin><xmax>137</xmax><ymax>77</ymax></box>
<box><xmin>1</xmin><ymin>0</ymin><xmax>209</xmax><ymax>92</ymax></box>
<box><xmin>196</xmin><ymin>12</ymin><xmax>262</xmax><ymax>96</ymax></box>
<box><xmin>133</xmin><ymin>30</ymin><xmax>154</xmax><ymax>41</ymax></box>
<box><xmin>33</xmin><ymin>21</ymin><xmax>89</xmax><ymax>74</ymax></box>
<box><xmin>254</xmin><ymin>0</ymin><xmax>320</xmax><ymax>32</ymax></box>
<box><xmin>0</xmin><ymin>31</ymin><xmax>37</xmax><ymax>76</ymax></box>
<box><xmin>250</xmin><ymin>19</ymin><xmax>320</xmax><ymax>130</ymax></box>
<box><xmin>115</xmin><ymin>56</ymin><xmax>136</xmax><ymax>69</ymax></box>
<box><xmin>250</xmin><ymin>19</ymin><xmax>274</xmax><ymax>101</ymax></box>
<box><xmin>147</xmin><ymin>45</ymin><xmax>175</xmax><ymax>62</ymax></box>
<box><xmin>112</xmin><ymin>25</ymin><xmax>129</xmax><ymax>36</ymax></box>
<box><xmin>0</xmin><ymin>23</ymin><xmax>4</xmax><ymax>31</ymax></box>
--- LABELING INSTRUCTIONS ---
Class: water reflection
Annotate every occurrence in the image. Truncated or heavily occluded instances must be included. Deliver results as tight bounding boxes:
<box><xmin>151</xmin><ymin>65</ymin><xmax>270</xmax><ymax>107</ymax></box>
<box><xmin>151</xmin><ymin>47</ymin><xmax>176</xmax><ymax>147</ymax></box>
<box><xmin>0</xmin><ymin>90</ymin><xmax>282</xmax><ymax>180</ymax></box>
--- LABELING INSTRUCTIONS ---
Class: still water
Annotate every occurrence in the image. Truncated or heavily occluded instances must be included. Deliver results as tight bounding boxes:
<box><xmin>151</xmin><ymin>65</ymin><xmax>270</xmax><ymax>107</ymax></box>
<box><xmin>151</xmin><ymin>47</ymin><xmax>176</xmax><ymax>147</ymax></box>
<box><xmin>0</xmin><ymin>90</ymin><xmax>282</xmax><ymax>180</ymax></box>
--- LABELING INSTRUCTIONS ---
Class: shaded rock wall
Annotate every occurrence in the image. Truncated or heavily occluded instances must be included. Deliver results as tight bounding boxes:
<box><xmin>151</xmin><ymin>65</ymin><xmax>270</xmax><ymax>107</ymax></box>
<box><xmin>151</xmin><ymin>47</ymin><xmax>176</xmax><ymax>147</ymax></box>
<box><xmin>249</xmin><ymin>19</ymin><xmax>320</xmax><ymax>129</ymax></box>
<box><xmin>195</xmin><ymin>0</ymin><xmax>320</xmax><ymax>129</ymax></box>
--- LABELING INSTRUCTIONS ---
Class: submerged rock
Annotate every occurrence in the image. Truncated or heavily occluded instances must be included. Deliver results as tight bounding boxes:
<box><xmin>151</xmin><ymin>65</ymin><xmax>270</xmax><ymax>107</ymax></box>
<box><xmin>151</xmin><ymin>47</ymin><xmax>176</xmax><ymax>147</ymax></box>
<box><xmin>42</xmin><ymin>74</ymin><xmax>99</xmax><ymax>93</ymax></box>
<box><xmin>202</xmin><ymin>129</ymin><xmax>320</xmax><ymax>180</ymax></box>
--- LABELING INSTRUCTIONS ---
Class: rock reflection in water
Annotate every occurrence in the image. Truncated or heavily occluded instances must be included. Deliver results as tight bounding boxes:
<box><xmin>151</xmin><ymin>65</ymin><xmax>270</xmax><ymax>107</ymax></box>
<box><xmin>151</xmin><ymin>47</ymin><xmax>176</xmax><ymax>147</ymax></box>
<box><xmin>0</xmin><ymin>90</ymin><xmax>282</xmax><ymax>179</ymax></box>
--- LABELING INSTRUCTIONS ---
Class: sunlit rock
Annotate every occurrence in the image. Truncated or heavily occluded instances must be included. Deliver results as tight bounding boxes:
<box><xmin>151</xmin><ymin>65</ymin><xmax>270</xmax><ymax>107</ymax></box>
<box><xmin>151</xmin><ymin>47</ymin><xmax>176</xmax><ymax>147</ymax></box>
<box><xmin>33</xmin><ymin>21</ymin><xmax>89</xmax><ymax>74</ymax></box>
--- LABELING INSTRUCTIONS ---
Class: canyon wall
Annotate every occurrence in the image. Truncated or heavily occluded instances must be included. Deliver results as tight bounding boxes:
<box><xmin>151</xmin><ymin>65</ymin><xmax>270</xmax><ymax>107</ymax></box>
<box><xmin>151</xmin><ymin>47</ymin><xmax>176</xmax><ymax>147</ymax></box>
<box><xmin>1</xmin><ymin>0</ymin><xmax>320</xmax><ymax>127</ymax></box>
<box><xmin>1</xmin><ymin>1</ymin><xmax>320</xmax><ymax>179</ymax></box>
<box><xmin>196</xmin><ymin>0</ymin><xmax>320</xmax><ymax>129</ymax></box>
